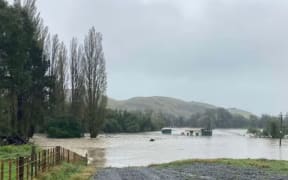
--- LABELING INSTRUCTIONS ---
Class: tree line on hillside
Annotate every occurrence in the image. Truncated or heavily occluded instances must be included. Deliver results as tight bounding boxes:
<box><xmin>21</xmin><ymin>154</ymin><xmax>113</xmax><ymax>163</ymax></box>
<box><xmin>176</xmin><ymin>108</ymin><xmax>282</xmax><ymax>130</ymax></box>
<box><xmin>102</xmin><ymin>108</ymin><xmax>284</xmax><ymax>136</ymax></box>
<box><xmin>185</xmin><ymin>108</ymin><xmax>255</xmax><ymax>128</ymax></box>
<box><xmin>0</xmin><ymin>0</ymin><xmax>107</xmax><ymax>139</ymax></box>
<box><xmin>179</xmin><ymin>108</ymin><xmax>285</xmax><ymax>138</ymax></box>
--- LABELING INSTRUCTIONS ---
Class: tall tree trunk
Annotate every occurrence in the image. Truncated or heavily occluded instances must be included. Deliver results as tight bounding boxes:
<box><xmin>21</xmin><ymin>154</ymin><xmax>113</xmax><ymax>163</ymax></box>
<box><xmin>10</xmin><ymin>92</ymin><xmax>17</xmax><ymax>135</ymax></box>
<box><xmin>17</xmin><ymin>94</ymin><xmax>25</xmax><ymax>137</ymax></box>
<box><xmin>83</xmin><ymin>27</ymin><xmax>107</xmax><ymax>138</ymax></box>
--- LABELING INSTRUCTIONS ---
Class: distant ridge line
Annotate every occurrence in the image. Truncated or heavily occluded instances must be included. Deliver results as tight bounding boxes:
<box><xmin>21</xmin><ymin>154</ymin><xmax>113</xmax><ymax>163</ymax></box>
<box><xmin>107</xmin><ymin>96</ymin><xmax>254</xmax><ymax>118</ymax></box>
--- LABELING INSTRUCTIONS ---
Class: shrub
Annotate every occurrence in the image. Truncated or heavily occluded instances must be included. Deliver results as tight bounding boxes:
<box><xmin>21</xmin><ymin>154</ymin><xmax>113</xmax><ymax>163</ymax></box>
<box><xmin>268</xmin><ymin>121</ymin><xmax>281</xmax><ymax>139</ymax></box>
<box><xmin>46</xmin><ymin>115</ymin><xmax>83</xmax><ymax>138</ymax></box>
<box><xmin>102</xmin><ymin>118</ymin><xmax>123</xmax><ymax>133</ymax></box>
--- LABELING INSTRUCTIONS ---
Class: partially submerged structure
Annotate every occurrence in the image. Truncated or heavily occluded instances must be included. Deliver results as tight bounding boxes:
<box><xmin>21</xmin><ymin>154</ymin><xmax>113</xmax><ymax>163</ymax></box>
<box><xmin>161</xmin><ymin>128</ymin><xmax>172</xmax><ymax>134</ymax></box>
<box><xmin>161</xmin><ymin>128</ymin><xmax>212</xmax><ymax>136</ymax></box>
<box><xmin>182</xmin><ymin>128</ymin><xmax>212</xmax><ymax>136</ymax></box>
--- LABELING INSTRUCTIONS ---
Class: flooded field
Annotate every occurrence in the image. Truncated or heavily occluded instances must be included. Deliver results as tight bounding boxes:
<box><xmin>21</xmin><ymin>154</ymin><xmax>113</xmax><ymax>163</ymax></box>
<box><xmin>32</xmin><ymin>129</ymin><xmax>288</xmax><ymax>168</ymax></box>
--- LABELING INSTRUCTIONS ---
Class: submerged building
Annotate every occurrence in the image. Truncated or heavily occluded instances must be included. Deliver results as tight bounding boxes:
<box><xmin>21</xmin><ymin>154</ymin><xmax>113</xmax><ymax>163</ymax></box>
<box><xmin>182</xmin><ymin>128</ymin><xmax>212</xmax><ymax>136</ymax></box>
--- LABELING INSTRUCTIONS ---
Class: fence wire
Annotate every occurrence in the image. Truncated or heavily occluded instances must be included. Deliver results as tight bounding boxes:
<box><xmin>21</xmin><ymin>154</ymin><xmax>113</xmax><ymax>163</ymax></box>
<box><xmin>0</xmin><ymin>146</ymin><xmax>87</xmax><ymax>180</ymax></box>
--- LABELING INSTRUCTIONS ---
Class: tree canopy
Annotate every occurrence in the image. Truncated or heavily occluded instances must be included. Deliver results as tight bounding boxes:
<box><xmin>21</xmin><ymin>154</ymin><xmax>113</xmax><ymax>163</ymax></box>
<box><xmin>0</xmin><ymin>0</ymin><xmax>107</xmax><ymax>139</ymax></box>
<box><xmin>0</xmin><ymin>0</ymin><xmax>49</xmax><ymax>137</ymax></box>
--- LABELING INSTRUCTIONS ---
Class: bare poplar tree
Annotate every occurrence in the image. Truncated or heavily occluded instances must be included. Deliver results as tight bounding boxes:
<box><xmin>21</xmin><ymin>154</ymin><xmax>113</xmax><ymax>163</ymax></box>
<box><xmin>47</xmin><ymin>34</ymin><xmax>60</xmax><ymax>115</ymax></box>
<box><xmin>14</xmin><ymin>0</ymin><xmax>21</xmax><ymax>6</ymax></box>
<box><xmin>70</xmin><ymin>38</ymin><xmax>85</xmax><ymax>121</ymax></box>
<box><xmin>83</xmin><ymin>27</ymin><xmax>107</xmax><ymax>138</ymax></box>
<box><xmin>55</xmin><ymin>42</ymin><xmax>68</xmax><ymax>113</ymax></box>
<box><xmin>50</xmin><ymin>35</ymin><xmax>60</xmax><ymax>77</ymax></box>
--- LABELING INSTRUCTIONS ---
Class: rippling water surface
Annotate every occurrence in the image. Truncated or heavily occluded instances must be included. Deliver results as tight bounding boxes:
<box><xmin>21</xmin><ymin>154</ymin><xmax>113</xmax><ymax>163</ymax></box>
<box><xmin>32</xmin><ymin>129</ymin><xmax>288</xmax><ymax>167</ymax></box>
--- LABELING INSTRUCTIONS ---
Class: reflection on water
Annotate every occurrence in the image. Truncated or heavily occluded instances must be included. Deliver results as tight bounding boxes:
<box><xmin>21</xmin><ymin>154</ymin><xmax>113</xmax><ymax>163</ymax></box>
<box><xmin>32</xmin><ymin>129</ymin><xmax>288</xmax><ymax>168</ymax></box>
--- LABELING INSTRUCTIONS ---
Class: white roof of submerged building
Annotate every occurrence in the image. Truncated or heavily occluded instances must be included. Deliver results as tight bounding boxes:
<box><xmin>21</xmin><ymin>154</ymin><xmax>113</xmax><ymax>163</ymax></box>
<box><xmin>184</xmin><ymin>128</ymin><xmax>202</xmax><ymax>131</ymax></box>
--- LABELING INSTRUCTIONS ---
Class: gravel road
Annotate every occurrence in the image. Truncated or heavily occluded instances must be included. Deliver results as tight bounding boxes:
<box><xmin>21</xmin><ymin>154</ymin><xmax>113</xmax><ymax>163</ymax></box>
<box><xmin>94</xmin><ymin>163</ymin><xmax>288</xmax><ymax>180</ymax></box>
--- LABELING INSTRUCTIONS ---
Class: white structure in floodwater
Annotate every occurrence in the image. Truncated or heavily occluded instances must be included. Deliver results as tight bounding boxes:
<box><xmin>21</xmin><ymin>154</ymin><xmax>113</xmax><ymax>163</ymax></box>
<box><xmin>182</xmin><ymin>128</ymin><xmax>213</xmax><ymax>136</ymax></box>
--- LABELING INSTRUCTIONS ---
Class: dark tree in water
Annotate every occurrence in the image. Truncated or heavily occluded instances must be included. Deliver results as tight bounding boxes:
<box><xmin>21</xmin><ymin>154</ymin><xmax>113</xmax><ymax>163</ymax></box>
<box><xmin>83</xmin><ymin>27</ymin><xmax>107</xmax><ymax>138</ymax></box>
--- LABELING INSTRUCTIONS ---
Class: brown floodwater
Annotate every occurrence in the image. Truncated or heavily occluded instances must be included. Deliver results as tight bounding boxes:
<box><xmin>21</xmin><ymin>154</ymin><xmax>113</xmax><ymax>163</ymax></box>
<box><xmin>32</xmin><ymin>129</ymin><xmax>288</xmax><ymax>168</ymax></box>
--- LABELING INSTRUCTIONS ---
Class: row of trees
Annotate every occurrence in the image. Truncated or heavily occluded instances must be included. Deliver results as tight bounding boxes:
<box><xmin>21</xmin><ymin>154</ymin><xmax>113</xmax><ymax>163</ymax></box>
<box><xmin>184</xmin><ymin>108</ymin><xmax>287</xmax><ymax>139</ymax></box>
<box><xmin>0</xmin><ymin>0</ymin><xmax>49</xmax><ymax>138</ymax></box>
<box><xmin>172</xmin><ymin>108</ymin><xmax>253</xmax><ymax>129</ymax></box>
<box><xmin>102</xmin><ymin>108</ymin><xmax>273</xmax><ymax>133</ymax></box>
<box><xmin>163</xmin><ymin>108</ymin><xmax>283</xmax><ymax>131</ymax></box>
<box><xmin>102</xmin><ymin>109</ymin><xmax>167</xmax><ymax>133</ymax></box>
<box><xmin>248</xmin><ymin>115</ymin><xmax>288</xmax><ymax>139</ymax></box>
<box><xmin>0</xmin><ymin>0</ymin><xmax>107</xmax><ymax>138</ymax></box>
<box><xmin>46</xmin><ymin>27</ymin><xmax>107</xmax><ymax>138</ymax></box>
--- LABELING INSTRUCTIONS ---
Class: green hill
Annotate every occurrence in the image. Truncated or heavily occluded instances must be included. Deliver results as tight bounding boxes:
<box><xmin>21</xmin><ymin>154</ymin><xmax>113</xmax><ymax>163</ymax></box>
<box><xmin>227</xmin><ymin>108</ymin><xmax>254</xmax><ymax>119</ymax></box>
<box><xmin>108</xmin><ymin>96</ymin><xmax>254</xmax><ymax>119</ymax></box>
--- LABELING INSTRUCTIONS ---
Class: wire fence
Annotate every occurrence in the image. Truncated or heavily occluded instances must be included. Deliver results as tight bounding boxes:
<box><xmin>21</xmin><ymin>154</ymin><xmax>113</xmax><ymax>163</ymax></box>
<box><xmin>0</xmin><ymin>146</ymin><xmax>87</xmax><ymax>180</ymax></box>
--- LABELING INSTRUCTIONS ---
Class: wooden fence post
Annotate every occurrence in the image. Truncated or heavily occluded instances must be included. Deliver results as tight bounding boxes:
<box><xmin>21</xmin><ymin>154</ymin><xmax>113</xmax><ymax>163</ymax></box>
<box><xmin>8</xmin><ymin>160</ymin><xmax>11</xmax><ymax>180</ymax></box>
<box><xmin>38</xmin><ymin>152</ymin><xmax>41</xmax><ymax>174</ymax></box>
<box><xmin>56</xmin><ymin>146</ymin><xmax>60</xmax><ymax>164</ymax></box>
<box><xmin>31</xmin><ymin>145</ymin><xmax>36</xmax><ymax>179</ymax></box>
<box><xmin>0</xmin><ymin>161</ymin><xmax>4</xmax><ymax>180</ymax></box>
<box><xmin>67</xmin><ymin>149</ymin><xmax>70</xmax><ymax>163</ymax></box>
<box><xmin>34</xmin><ymin>153</ymin><xmax>38</xmax><ymax>177</ymax></box>
<box><xmin>86</xmin><ymin>153</ymin><xmax>88</xmax><ymax>165</ymax></box>
<box><xmin>50</xmin><ymin>148</ymin><xmax>52</xmax><ymax>168</ymax></box>
<box><xmin>50</xmin><ymin>149</ymin><xmax>52</xmax><ymax>168</ymax></box>
<box><xmin>62</xmin><ymin>148</ymin><xmax>64</xmax><ymax>161</ymax></box>
<box><xmin>26</xmin><ymin>158</ymin><xmax>29</xmax><ymax>180</ymax></box>
<box><xmin>52</xmin><ymin>148</ymin><xmax>55</xmax><ymax>166</ymax></box>
<box><xmin>60</xmin><ymin>147</ymin><xmax>62</xmax><ymax>162</ymax></box>
<box><xmin>18</xmin><ymin>157</ymin><xmax>24</xmax><ymax>180</ymax></box>
<box><xmin>60</xmin><ymin>147</ymin><xmax>62</xmax><ymax>161</ymax></box>
<box><xmin>47</xmin><ymin>149</ymin><xmax>50</xmax><ymax>170</ymax></box>
<box><xmin>42</xmin><ymin>150</ymin><xmax>46</xmax><ymax>172</ymax></box>
<box><xmin>16</xmin><ymin>158</ymin><xmax>19</xmax><ymax>180</ymax></box>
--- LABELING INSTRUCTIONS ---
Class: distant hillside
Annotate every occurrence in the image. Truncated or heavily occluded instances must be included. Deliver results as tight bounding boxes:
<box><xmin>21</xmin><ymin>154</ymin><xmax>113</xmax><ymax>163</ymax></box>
<box><xmin>107</xmin><ymin>96</ymin><xmax>254</xmax><ymax>119</ymax></box>
<box><xmin>227</xmin><ymin>108</ymin><xmax>254</xmax><ymax>119</ymax></box>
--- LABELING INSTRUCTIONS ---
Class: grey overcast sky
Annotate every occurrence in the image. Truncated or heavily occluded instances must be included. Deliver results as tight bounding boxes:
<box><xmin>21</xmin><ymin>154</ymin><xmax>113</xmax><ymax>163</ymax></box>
<box><xmin>27</xmin><ymin>0</ymin><xmax>288</xmax><ymax>115</ymax></box>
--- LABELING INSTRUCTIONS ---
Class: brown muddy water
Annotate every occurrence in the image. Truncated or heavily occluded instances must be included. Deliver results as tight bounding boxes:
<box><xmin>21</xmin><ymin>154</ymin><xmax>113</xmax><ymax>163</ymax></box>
<box><xmin>32</xmin><ymin>129</ymin><xmax>288</xmax><ymax>168</ymax></box>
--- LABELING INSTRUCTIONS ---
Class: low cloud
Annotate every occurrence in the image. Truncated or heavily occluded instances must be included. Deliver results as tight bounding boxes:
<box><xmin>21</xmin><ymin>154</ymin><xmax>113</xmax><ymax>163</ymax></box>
<box><xmin>34</xmin><ymin>0</ymin><xmax>288</xmax><ymax>115</ymax></box>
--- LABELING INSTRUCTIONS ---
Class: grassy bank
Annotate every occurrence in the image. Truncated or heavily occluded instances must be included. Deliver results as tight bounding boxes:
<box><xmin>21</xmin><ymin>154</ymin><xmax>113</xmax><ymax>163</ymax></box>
<box><xmin>0</xmin><ymin>145</ymin><xmax>94</xmax><ymax>180</ymax></box>
<box><xmin>36</xmin><ymin>162</ymin><xmax>97</xmax><ymax>180</ymax></box>
<box><xmin>0</xmin><ymin>144</ymin><xmax>36</xmax><ymax>159</ymax></box>
<box><xmin>0</xmin><ymin>145</ymin><xmax>39</xmax><ymax>179</ymax></box>
<box><xmin>150</xmin><ymin>159</ymin><xmax>288</xmax><ymax>174</ymax></box>
<box><xmin>36</xmin><ymin>162</ymin><xmax>85</xmax><ymax>180</ymax></box>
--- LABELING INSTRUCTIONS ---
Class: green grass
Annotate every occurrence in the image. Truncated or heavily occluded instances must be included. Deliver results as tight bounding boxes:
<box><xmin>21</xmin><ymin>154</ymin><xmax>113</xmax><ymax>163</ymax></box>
<box><xmin>0</xmin><ymin>145</ymin><xmax>40</xmax><ymax>179</ymax></box>
<box><xmin>0</xmin><ymin>144</ymin><xmax>36</xmax><ymax>160</ymax></box>
<box><xmin>150</xmin><ymin>159</ymin><xmax>288</xmax><ymax>174</ymax></box>
<box><xmin>37</xmin><ymin>162</ymin><xmax>85</xmax><ymax>180</ymax></box>
<box><xmin>0</xmin><ymin>145</ymin><xmax>88</xmax><ymax>180</ymax></box>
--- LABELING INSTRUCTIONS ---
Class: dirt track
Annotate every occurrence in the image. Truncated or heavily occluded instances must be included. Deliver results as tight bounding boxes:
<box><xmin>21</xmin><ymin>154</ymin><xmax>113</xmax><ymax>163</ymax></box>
<box><xmin>94</xmin><ymin>163</ymin><xmax>288</xmax><ymax>180</ymax></box>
